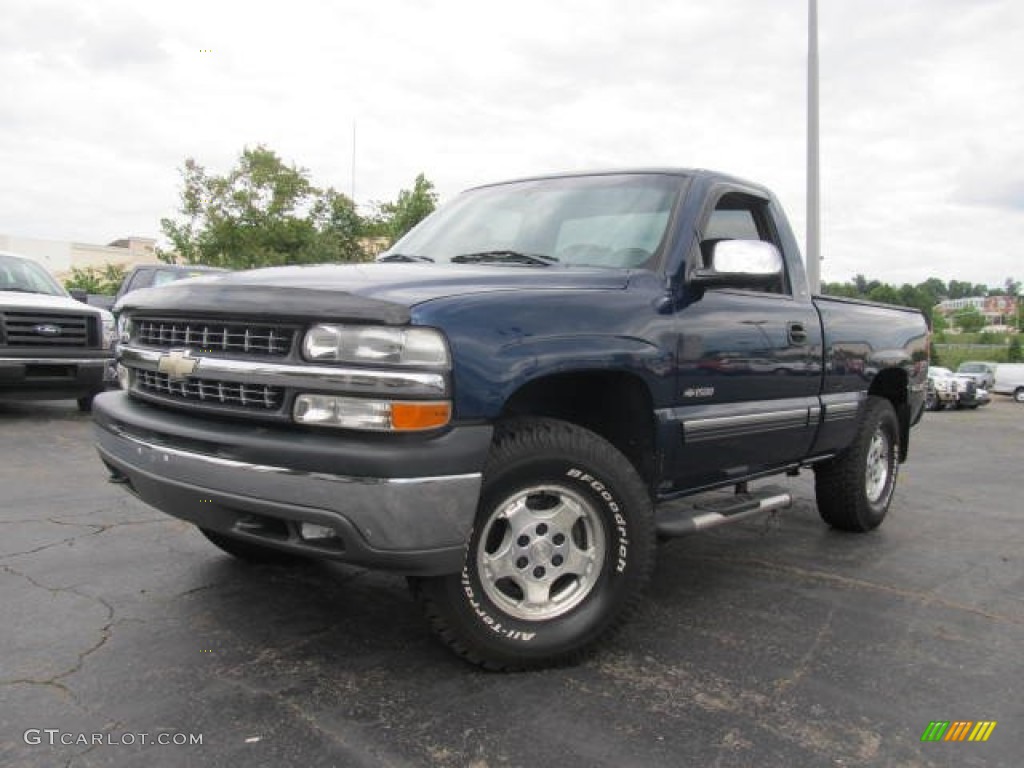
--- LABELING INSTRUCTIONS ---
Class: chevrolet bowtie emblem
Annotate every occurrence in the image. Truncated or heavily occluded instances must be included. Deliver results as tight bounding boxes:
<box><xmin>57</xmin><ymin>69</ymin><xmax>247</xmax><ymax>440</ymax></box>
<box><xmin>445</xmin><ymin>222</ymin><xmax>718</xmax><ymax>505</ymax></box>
<box><xmin>157</xmin><ymin>349</ymin><xmax>199</xmax><ymax>381</ymax></box>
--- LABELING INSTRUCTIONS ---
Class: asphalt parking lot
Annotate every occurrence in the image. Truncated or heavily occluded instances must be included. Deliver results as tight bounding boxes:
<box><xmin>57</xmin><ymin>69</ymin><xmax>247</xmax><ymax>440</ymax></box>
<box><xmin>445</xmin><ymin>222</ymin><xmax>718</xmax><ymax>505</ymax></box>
<box><xmin>1</xmin><ymin>397</ymin><xmax>1021</xmax><ymax>768</ymax></box>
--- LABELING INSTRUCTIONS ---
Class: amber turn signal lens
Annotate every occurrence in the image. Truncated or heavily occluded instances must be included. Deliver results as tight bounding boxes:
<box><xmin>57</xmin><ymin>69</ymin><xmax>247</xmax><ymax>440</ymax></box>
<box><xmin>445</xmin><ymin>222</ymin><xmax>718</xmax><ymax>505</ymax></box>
<box><xmin>390</xmin><ymin>401</ymin><xmax>452</xmax><ymax>431</ymax></box>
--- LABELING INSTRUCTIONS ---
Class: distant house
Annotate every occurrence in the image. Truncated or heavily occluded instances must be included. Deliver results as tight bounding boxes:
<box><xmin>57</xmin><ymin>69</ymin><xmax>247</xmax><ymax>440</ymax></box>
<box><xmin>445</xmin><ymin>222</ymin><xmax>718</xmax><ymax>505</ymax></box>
<box><xmin>0</xmin><ymin>233</ymin><xmax>161</xmax><ymax>279</ymax></box>
<box><xmin>935</xmin><ymin>295</ymin><xmax>1019</xmax><ymax>329</ymax></box>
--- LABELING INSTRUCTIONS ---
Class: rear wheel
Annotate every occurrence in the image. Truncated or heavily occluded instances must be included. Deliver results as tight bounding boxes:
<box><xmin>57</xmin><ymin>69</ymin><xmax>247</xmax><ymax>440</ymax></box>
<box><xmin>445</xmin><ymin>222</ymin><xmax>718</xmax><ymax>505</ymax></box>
<box><xmin>411</xmin><ymin>418</ymin><xmax>655</xmax><ymax>671</ymax></box>
<box><xmin>814</xmin><ymin>396</ymin><xmax>899</xmax><ymax>532</ymax></box>
<box><xmin>1015</xmin><ymin>387</ymin><xmax>1024</xmax><ymax>403</ymax></box>
<box><xmin>199</xmin><ymin>528</ymin><xmax>306</xmax><ymax>565</ymax></box>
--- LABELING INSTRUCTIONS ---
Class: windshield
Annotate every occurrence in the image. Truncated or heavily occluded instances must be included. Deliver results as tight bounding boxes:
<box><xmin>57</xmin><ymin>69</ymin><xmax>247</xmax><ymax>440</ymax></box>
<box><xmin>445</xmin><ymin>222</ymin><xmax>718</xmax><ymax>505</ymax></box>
<box><xmin>152</xmin><ymin>269</ymin><xmax>220</xmax><ymax>287</ymax></box>
<box><xmin>0</xmin><ymin>254</ymin><xmax>68</xmax><ymax>296</ymax></box>
<box><xmin>385</xmin><ymin>174</ymin><xmax>681</xmax><ymax>269</ymax></box>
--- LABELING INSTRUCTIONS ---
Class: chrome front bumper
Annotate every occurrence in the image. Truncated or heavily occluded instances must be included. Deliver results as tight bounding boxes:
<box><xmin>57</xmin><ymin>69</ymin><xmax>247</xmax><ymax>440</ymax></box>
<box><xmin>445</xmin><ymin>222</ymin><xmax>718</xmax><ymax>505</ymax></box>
<box><xmin>95</xmin><ymin>415</ymin><xmax>482</xmax><ymax>575</ymax></box>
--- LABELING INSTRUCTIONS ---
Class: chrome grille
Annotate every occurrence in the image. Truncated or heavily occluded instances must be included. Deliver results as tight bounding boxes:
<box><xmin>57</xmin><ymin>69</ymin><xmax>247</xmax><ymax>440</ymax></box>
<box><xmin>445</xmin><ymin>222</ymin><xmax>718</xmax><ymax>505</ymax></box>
<box><xmin>135</xmin><ymin>369</ymin><xmax>284</xmax><ymax>410</ymax></box>
<box><xmin>2</xmin><ymin>311</ymin><xmax>92</xmax><ymax>347</ymax></box>
<box><xmin>135</xmin><ymin>319</ymin><xmax>294</xmax><ymax>356</ymax></box>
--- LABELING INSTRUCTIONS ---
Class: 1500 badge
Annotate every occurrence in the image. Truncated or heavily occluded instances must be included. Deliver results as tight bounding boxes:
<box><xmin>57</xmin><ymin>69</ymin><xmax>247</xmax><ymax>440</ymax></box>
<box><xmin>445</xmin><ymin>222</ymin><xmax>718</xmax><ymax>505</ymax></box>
<box><xmin>683</xmin><ymin>386</ymin><xmax>715</xmax><ymax>398</ymax></box>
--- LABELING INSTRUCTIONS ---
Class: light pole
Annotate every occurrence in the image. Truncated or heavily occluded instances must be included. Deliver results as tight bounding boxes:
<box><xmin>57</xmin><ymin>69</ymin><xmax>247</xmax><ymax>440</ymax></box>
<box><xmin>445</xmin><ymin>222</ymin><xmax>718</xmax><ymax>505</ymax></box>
<box><xmin>807</xmin><ymin>0</ymin><xmax>821</xmax><ymax>295</ymax></box>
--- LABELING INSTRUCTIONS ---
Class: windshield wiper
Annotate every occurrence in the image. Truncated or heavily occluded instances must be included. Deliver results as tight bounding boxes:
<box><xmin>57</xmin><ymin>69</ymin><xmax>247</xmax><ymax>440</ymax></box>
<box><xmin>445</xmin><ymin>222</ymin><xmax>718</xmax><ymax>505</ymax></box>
<box><xmin>377</xmin><ymin>253</ymin><xmax>434</xmax><ymax>263</ymax></box>
<box><xmin>451</xmin><ymin>250</ymin><xmax>558</xmax><ymax>266</ymax></box>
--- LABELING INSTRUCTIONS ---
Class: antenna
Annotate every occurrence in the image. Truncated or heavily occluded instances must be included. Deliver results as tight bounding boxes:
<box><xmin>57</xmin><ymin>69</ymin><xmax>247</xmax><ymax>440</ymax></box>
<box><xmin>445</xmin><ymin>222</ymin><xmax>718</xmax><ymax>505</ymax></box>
<box><xmin>351</xmin><ymin>120</ymin><xmax>357</xmax><ymax>204</ymax></box>
<box><xmin>807</xmin><ymin>0</ymin><xmax>821</xmax><ymax>294</ymax></box>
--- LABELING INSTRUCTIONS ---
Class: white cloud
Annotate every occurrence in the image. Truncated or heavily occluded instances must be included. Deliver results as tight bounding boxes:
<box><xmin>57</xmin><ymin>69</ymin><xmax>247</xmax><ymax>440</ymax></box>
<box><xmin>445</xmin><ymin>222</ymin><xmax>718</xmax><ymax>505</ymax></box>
<box><xmin>0</xmin><ymin>0</ymin><xmax>1021</xmax><ymax>286</ymax></box>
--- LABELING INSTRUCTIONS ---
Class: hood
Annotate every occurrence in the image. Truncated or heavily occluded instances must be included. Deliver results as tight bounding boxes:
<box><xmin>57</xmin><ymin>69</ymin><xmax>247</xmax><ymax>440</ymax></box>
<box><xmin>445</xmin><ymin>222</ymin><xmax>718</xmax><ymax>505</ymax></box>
<box><xmin>115</xmin><ymin>263</ymin><xmax>630</xmax><ymax>323</ymax></box>
<box><xmin>1</xmin><ymin>290</ymin><xmax>105</xmax><ymax>316</ymax></box>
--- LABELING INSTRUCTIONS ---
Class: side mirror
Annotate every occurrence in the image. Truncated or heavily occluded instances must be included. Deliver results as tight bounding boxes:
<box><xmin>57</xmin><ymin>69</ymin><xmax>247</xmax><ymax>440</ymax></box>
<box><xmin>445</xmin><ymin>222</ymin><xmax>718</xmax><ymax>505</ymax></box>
<box><xmin>689</xmin><ymin>240</ymin><xmax>784</xmax><ymax>290</ymax></box>
<box><xmin>69</xmin><ymin>288</ymin><xmax>89</xmax><ymax>303</ymax></box>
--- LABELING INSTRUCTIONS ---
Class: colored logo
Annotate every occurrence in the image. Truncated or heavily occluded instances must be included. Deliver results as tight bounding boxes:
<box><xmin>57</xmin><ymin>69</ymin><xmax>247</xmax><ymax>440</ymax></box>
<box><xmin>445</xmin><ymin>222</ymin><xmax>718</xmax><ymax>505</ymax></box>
<box><xmin>921</xmin><ymin>721</ymin><xmax>997</xmax><ymax>742</ymax></box>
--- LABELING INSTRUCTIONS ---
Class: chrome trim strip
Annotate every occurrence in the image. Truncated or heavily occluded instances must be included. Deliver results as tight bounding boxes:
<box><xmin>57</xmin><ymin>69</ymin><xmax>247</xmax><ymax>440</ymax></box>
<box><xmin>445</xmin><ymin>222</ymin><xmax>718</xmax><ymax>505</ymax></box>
<box><xmin>119</xmin><ymin>345</ymin><xmax>447</xmax><ymax>397</ymax></box>
<box><xmin>685</xmin><ymin>408</ymin><xmax>811</xmax><ymax>441</ymax></box>
<box><xmin>823</xmin><ymin>401</ymin><xmax>861</xmax><ymax>421</ymax></box>
<box><xmin>107</xmin><ymin>424</ymin><xmax>480</xmax><ymax>485</ymax></box>
<box><xmin>0</xmin><ymin>357</ymin><xmax>109</xmax><ymax>365</ymax></box>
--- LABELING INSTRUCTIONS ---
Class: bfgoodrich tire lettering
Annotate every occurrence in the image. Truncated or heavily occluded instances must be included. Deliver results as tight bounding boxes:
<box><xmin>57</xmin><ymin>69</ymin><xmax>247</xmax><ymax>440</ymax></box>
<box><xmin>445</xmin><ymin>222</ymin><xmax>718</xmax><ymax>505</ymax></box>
<box><xmin>814</xmin><ymin>396</ymin><xmax>899</xmax><ymax>532</ymax></box>
<box><xmin>411</xmin><ymin>418</ymin><xmax>655</xmax><ymax>671</ymax></box>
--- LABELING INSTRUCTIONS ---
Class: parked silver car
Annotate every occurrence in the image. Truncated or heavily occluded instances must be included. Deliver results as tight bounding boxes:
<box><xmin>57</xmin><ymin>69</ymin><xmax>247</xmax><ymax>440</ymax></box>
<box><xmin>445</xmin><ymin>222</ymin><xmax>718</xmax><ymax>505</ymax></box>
<box><xmin>956</xmin><ymin>361</ymin><xmax>997</xmax><ymax>389</ymax></box>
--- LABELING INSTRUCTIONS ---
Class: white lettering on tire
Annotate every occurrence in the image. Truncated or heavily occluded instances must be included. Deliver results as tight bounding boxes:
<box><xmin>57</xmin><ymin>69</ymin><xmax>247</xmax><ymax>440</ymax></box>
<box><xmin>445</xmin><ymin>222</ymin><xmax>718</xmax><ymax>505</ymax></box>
<box><xmin>461</xmin><ymin>569</ymin><xmax>535</xmax><ymax>642</ymax></box>
<box><xmin>566</xmin><ymin>468</ymin><xmax>629</xmax><ymax>572</ymax></box>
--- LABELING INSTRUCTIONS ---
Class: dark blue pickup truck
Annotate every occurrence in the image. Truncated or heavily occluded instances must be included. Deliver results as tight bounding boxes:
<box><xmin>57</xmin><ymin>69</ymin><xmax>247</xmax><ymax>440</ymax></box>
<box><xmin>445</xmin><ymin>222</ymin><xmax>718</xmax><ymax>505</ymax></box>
<box><xmin>93</xmin><ymin>170</ymin><xmax>928</xmax><ymax>669</ymax></box>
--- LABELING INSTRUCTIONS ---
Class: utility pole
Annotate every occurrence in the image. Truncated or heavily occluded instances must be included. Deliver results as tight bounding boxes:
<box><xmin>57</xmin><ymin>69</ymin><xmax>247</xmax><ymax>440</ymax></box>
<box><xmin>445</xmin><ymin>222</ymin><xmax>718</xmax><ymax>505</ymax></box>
<box><xmin>806</xmin><ymin>0</ymin><xmax>821</xmax><ymax>294</ymax></box>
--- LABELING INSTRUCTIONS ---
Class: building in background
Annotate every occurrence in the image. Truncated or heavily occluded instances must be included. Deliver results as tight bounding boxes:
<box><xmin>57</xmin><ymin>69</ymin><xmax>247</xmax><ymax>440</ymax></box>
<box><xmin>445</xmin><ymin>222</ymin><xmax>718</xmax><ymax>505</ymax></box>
<box><xmin>0</xmin><ymin>233</ymin><xmax>160</xmax><ymax>279</ymax></box>
<box><xmin>935</xmin><ymin>295</ymin><xmax>1020</xmax><ymax>331</ymax></box>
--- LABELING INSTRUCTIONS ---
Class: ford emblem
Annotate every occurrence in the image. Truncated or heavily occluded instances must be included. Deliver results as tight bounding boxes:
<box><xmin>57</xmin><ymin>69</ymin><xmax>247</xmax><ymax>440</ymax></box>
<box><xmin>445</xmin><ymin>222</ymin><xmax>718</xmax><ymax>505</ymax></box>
<box><xmin>34</xmin><ymin>324</ymin><xmax>62</xmax><ymax>337</ymax></box>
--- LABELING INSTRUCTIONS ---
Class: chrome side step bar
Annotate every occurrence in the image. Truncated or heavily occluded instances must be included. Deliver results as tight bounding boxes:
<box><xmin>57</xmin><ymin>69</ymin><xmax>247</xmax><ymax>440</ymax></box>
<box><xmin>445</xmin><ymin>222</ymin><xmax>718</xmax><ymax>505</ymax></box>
<box><xmin>655</xmin><ymin>484</ymin><xmax>792</xmax><ymax>538</ymax></box>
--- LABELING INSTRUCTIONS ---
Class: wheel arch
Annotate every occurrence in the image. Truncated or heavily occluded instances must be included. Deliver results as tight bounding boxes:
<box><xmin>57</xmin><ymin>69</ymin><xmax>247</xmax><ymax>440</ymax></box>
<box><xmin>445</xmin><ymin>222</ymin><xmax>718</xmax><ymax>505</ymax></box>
<box><xmin>500</xmin><ymin>370</ymin><xmax>659</xmax><ymax>493</ymax></box>
<box><xmin>869</xmin><ymin>368</ymin><xmax>910</xmax><ymax>461</ymax></box>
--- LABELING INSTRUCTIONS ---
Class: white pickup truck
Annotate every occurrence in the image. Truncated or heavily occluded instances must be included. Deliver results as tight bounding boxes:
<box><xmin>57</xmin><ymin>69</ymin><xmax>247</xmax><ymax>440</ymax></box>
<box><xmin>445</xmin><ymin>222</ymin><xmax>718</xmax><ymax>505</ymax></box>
<box><xmin>1</xmin><ymin>250</ymin><xmax>116</xmax><ymax>410</ymax></box>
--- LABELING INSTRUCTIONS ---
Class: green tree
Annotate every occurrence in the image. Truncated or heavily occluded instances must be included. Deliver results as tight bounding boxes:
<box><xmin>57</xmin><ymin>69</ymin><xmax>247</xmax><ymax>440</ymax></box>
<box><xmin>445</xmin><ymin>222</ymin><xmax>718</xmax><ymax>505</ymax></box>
<box><xmin>919</xmin><ymin>277</ymin><xmax>948</xmax><ymax>304</ymax></box>
<box><xmin>159</xmin><ymin>146</ymin><xmax>367</xmax><ymax>268</ymax></box>
<box><xmin>378</xmin><ymin>173</ymin><xmax>438</xmax><ymax>243</ymax></box>
<box><xmin>867</xmin><ymin>284</ymin><xmax>901</xmax><ymax>305</ymax></box>
<box><xmin>63</xmin><ymin>263</ymin><xmax>128</xmax><ymax>295</ymax></box>
<box><xmin>1008</xmin><ymin>336</ymin><xmax>1022</xmax><ymax>363</ymax></box>
<box><xmin>947</xmin><ymin>280</ymin><xmax>975</xmax><ymax>300</ymax></box>
<box><xmin>953</xmin><ymin>305</ymin><xmax>986</xmax><ymax>333</ymax></box>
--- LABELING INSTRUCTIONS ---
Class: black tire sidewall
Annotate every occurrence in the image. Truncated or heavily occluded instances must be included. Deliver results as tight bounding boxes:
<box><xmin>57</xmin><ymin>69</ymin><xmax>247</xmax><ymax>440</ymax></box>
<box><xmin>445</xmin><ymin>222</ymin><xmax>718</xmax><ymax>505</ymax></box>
<box><xmin>815</xmin><ymin>397</ymin><xmax>900</xmax><ymax>532</ymax></box>
<box><xmin>438</xmin><ymin>422</ymin><xmax>653</xmax><ymax>664</ymax></box>
<box><xmin>860</xmin><ymin>400</ymin><xmax>900</xmax><ymax>522</ymax></box>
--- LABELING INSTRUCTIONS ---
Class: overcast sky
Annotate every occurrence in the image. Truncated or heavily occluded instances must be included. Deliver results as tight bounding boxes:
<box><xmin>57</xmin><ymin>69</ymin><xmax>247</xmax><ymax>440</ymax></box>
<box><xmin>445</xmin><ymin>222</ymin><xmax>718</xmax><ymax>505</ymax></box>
<box><xmin>1</xmin><ymin>0</ymin><xmax>1021</xmax><ymax>288</ymax></box>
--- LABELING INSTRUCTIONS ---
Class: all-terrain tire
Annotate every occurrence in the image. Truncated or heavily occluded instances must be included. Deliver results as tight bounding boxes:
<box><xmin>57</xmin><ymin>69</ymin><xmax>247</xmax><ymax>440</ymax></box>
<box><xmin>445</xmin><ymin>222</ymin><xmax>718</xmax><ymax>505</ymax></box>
<box><xmin>814</xmin><ymin>396</ymin><xmax>900</xmax><ymax>532</ymax></box>
<box><xmin>411</xmin><ymin>418</ymin><xmax>656</xmax><ymax>671</ymax></box>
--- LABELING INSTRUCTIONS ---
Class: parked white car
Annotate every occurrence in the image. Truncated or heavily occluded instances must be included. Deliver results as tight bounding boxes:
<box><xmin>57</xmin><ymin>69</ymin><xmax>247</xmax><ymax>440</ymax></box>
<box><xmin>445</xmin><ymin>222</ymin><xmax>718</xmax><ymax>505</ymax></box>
<box><xmin>993</xmin><ymin>363</ymin><xmax>1024</xmax><ymax>403</ymax></box>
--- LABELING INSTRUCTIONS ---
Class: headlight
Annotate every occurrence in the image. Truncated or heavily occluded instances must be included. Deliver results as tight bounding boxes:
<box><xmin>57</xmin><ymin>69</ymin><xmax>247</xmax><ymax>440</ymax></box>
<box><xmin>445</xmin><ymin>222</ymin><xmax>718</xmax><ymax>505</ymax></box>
<box><xmin>116</xmin><ymin>314</ymin><xmax>132</xmax><ymax>344</ymax></box>
<box><xmin>303</xmin><ymin>324</ymin><xmax>449</xmax><ymax>367</ymax></box>
<box><xmin>101</xmin><ymin>312</ymin><xmax>117</xmax><ymax>349</ymax></box>
<box><xmin>293</xmin><ymin>394</ymin><xmax>451</xmax><ymax>431</ymax></box>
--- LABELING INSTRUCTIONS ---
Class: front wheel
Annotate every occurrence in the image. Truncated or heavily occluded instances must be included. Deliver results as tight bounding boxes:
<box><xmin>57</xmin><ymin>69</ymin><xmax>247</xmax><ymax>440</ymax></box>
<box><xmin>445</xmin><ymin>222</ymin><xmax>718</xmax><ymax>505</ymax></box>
<box><xmin>1015</xmin><ymin>387</ymin><xmax>1024</xmax><ymax>404</ymax></box>
<box><xmin>411</xmin><ymin>418</ymin><xmax>655</xmax><ymax>671</ymax></box>
<box><xmin>814</xmin><ymin>396</ymin><xmax>900</xmax><ymax>532</ymax></box>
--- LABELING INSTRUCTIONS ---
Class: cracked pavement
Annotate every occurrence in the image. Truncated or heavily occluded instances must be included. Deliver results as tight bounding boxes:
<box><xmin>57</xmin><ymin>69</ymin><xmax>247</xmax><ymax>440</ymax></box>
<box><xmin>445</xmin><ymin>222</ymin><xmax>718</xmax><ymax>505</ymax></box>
<box><xmin>1</xmin><ymin>398</ymin><xmax>1022</xmax><ymax>767</ymax></box>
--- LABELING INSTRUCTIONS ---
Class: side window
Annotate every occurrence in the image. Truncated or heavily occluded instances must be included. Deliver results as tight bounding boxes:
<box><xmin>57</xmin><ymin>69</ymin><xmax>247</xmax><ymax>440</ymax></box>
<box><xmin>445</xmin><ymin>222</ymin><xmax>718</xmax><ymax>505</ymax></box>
<box><xmin>701</xmin><ymin>192</ymin><xmax>788</xmax><ymax>294</ymax></box>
